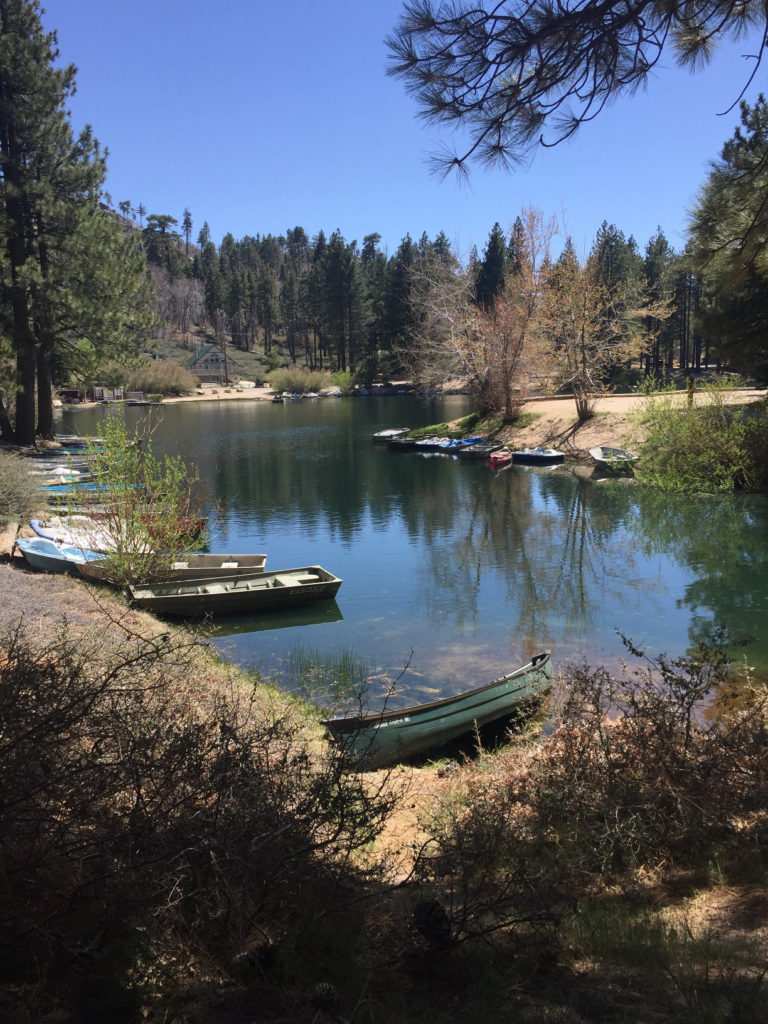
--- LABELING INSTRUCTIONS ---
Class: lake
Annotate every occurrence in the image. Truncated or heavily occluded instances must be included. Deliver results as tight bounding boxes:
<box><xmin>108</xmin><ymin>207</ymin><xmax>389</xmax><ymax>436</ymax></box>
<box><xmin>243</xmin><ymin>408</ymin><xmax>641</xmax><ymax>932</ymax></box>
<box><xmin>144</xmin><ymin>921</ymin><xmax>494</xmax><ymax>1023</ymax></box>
<box><xmin>59</xmin><ymin>395</ymin><xmax>768</xmax><ymax>705</ymax></box>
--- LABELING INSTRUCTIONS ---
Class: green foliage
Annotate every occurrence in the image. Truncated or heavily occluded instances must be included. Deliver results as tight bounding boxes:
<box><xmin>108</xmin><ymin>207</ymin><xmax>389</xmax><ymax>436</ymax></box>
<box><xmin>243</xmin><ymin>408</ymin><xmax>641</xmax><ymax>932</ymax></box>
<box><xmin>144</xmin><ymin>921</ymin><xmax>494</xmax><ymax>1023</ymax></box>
<box><xmin>387</xmin><ymin>1</ymin><xmax>756</xmax><ymax>172</ymax></box>
<box><xmin>126</xmin><ymin>360</ymin><xmax>197</xmax><ymax>396</ymax></box>
<box><xmin>0</xmin><ymin>451</ymin><xmax>38</xmax><ymax>525</ymax></box>
<box><xmin>78</xmin><ymin>414</ymin><xmax>207</xmax><ymax>586</ymax></box>
<box><xmin>687</xmin><ymin>96</ymin><xmax>768</xmax><ymax>382</ymax></box>
<box><xmin>633</xmin><ymin>370</ymin><xmax>681</xmax><ymax>394</ymax></box>
<box><xmin>634</xmin><ymin>384</ymin><xmax>768</xmax><ymax>492</ymax></box>
<box><xmin>330</xmin><ymin>369</ymin><xmax>354</xmax><ymax>394</ymax></box>
<box><xmin>410</xmin><ymin>412</ymin><xmax>489</xmax><ymax>439</ymax></box>
<box><xmin>267</xmin><ymin>367</ymin><xmax>334</xmax><ymax>394</ymax></box>
<box><xmin>0</xmin><ymin>2</ymin><xmax>154</xmax><ymax>443</ymax></box>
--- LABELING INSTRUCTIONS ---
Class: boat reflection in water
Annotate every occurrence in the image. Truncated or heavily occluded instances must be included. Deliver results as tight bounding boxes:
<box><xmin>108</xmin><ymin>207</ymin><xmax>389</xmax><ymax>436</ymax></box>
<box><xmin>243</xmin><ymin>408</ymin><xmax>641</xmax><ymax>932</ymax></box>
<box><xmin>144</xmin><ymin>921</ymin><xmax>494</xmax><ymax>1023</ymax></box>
<box><xmin>205</xmin><ymin>599</ymin><xmax>343</xmax><ymax>638</ymax></box>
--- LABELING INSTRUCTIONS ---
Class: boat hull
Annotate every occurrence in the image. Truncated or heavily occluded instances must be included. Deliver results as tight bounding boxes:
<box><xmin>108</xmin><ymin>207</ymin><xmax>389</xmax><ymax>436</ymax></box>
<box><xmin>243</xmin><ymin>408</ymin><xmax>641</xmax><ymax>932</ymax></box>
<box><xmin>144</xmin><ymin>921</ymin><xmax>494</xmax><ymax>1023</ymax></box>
<box><xmin>373</xmin><ymin>428</ymin><xmax>408</xmax><ymax>442</ymax></box>
<box><xmin>128</xmin><ymin>565</ymin><xmax>342</xmax><ymax>617</ymax></box>
<box><xmin>490</xmin><ymin>448</ymin><xmax>513</xmax><ymax>469</ymax></box>
<box><xmin>321</xmin><ymin>652</ymin><xmax>552</xmax><ymax>769</ymax></box>
<box><xmin>512</xmin><ymin>448</ymin><xmax>565</xmax><ymax>465</ymax></box>
<box><xmin>30</xmin><ymin>516</ymin><xmax>118</xmax><ymax>552</ymax></box>
<box><xmin>457</xmin><ymin>442</ymin><xmax>504</xmax><ymax>459</ymax></box>
<box><xmin>15</xmin><ymin>537</ymin><xmax>106</xmax><ymax>574</ymax></box>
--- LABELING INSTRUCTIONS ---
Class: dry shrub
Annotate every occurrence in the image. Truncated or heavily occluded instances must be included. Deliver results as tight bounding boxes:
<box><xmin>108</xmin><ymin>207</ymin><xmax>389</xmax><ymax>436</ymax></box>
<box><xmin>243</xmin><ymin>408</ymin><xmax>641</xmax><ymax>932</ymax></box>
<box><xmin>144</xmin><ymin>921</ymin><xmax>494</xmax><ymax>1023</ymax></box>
<box><xmin>127</xmin><ymin>359</ymin><xmax>198</xmax><ymax>396</ymax></box>
<box><xmin>528</xmin><ymin>633</ymin><xmax>768</xmax><ymax>878</ymax></box>
<box><xmin>0</xmin><ymin>450</ymin><xmax>38</xmax><ymax>525</ymax></box>
<box><xmin>0</xmin><ymin>619</ymin><xmax>397</xmax><ymax>1020</ymax></box>
<box><xmin>409</xmin><ymin>632</ymin><xmax>768</xmax><ymax>952</ymax></box>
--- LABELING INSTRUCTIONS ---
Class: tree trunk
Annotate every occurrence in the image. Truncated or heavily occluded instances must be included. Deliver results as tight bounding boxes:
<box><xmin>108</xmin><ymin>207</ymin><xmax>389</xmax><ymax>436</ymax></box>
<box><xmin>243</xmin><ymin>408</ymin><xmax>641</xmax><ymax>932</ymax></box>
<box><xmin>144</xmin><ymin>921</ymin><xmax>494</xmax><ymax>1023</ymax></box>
<box><xmin>36</xmin><ymin>339</ymin><xmax>55</xmax><ymax>438</ymax></box>
<box><xmin>0</xmin><ymin>392</ymin><xmax>14</xmax><ymax>441</ymax></box>
<box><xmin>14</xmin><ymin>341</ymin><xmax>36</xmax><ymax>445</ymax></box>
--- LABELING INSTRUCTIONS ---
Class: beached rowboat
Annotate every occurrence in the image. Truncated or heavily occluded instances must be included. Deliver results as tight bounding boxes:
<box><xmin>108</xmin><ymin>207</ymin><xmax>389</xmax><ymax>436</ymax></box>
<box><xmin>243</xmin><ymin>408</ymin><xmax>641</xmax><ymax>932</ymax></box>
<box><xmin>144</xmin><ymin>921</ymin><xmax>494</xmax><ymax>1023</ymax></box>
<box><xmin>15</xmin><ymin>536</ymin><xmax>106</xmax><ymax>574</ymax></box>
<box><xmin>321</xmin><ymin>652</ymin><xmax>553</xmax><ymax>769</ymax></box>
<box><xmin>128</xmin><ymin>565</ymin><xmax>342</xmax><ymax>617</ymax></box>
<box><xmin>589</xmin><ymin>445</ymin><xmax>639</xmax><ymax>471</ymax></box>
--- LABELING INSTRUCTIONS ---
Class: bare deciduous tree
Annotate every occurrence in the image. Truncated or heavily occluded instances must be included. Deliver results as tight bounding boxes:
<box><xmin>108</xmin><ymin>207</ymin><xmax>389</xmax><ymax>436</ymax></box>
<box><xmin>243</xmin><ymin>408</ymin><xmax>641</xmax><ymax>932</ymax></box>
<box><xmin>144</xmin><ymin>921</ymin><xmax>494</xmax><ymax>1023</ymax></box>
<box><xmin>405</xmin><ymin>208</ymin><xmax>558</xmax><ymax>420</ymax></box>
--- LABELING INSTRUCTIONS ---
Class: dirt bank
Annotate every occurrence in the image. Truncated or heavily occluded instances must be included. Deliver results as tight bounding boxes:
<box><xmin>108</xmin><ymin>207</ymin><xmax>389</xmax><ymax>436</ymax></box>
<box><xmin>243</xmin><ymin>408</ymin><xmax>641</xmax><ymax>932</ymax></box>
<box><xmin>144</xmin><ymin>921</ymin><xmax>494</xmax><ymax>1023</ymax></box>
<box><xmin>497</xmin><ymin>388</ymin><xmax>768</xmax><ymax>458</ymax></box>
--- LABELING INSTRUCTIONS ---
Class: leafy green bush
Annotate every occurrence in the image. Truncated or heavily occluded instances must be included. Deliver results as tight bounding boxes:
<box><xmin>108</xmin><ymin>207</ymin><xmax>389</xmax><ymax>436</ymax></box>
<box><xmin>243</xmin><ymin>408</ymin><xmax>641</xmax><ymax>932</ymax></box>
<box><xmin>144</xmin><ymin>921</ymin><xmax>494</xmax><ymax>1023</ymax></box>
<box><xmin>77</xmin><ymin>414</ymin><xmax>207</xmax><ymax>586</ymax></box>
<box><xmin>743</xmin><ymin>397</ymin><xmax>768</xmax><ymax>490</ymax></box>
<box><xmin>0</xmin><ymin>450</ymin><xmax>38</xmax><ymax>525</ymax></box>
<box><xmin>331</xmin><ymin>369</ymin><xmax>353</xmax><ymax>394</ymax></box>
<box><xmin>634</xmin><ymin>382</ymin><xmax>767</xmax><ymax>492</ymax></box>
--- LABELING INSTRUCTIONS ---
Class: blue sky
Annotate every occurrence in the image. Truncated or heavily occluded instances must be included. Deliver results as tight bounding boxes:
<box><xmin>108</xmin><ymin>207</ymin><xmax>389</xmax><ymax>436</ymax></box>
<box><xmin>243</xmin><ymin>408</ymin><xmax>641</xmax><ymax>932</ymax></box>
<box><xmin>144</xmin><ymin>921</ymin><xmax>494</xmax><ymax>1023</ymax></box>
<box><xmin>41</xmin><ymin>0</ymin><xmax>765</xmax><ymax>262</ymax></box>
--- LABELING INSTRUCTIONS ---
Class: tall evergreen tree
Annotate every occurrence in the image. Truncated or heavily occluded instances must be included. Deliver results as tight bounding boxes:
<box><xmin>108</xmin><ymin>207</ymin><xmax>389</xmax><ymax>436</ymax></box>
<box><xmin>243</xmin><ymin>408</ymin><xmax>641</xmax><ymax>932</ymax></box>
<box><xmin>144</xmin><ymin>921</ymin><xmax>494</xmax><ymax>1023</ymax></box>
<box><xmin>0</xmin><ymin>0</ymin><xmax>150</xmax><ymax>442</ymax></box>
<box><xmin>474</xmin><ymin>222</ymin><xmax>507</xmax><ymax>309</ymax></box>
<box><xmin>360</xmin><ymin>233</ymin><xmax>389</xmax><ymax>379</ymax></box>
<box><xmin>182</xmin><ymin>207</ymin><xmax>193</xmax><ymax>258</ymax></box>
<box><xmin>687</xmin><ymin>96</ymin><xmax>768</xmax><ymax>380</ymax></box>
<box><xmin>385</xmin><ymin>234</ymin><xmax>419</xmax><ymax>354</ymax></box>
<box><xmin>643</xmin><ymin>228</ymin><xmax>677</xmax><ymax>374</ymax></box>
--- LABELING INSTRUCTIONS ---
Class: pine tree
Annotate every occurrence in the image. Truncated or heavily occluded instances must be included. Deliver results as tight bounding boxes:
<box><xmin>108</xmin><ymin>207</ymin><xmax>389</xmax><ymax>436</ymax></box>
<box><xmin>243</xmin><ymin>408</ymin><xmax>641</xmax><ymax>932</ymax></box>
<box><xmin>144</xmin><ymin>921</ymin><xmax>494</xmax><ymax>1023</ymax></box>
<box><xmin>687</xmin><ymin>96</ymin><xmax>768</xmax><ymax>380</ymax></box>
<box><xmin>474</xmin><ymin>222</ymin><xmax>507</xmax><ymax>309</ymax></box>
<box><xmin>643</xmin><ymin>228</ymin><xmax>677</xmax><ymax>375</ymax></box>
<box><xmin>0</xmin><ymin>1</ymin><xmax>151</xmax><ymax>442</ymax></box>
<box><xmin>182</xmin><ymin>207</ymin><xmax>193</xmax><ymax>258</ymax></box>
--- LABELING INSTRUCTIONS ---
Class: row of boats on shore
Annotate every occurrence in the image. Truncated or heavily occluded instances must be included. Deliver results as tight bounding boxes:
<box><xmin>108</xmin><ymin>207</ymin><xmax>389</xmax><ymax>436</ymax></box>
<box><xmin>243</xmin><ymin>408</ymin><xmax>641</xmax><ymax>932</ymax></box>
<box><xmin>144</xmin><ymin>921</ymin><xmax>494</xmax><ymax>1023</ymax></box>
<box><xmin>15</xmin><ymin>434</ymin><xmax>344</xmax><ymax>619</ymax></box>
<box><xmin>14</xmin><ymin>519</ymin><xmax>342</xmax><ymax>618</ymax></box>
<box><xmin>373</xmin><ymin>427</ymin><xmax>639</xmax><ymax>471</ymax></box>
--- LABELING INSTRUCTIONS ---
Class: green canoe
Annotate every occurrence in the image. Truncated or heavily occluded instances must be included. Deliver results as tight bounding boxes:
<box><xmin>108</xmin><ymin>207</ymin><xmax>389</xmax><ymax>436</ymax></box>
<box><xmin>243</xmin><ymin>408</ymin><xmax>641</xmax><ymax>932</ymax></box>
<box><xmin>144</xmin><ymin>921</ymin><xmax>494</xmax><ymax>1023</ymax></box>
<box><xmin>321</xmin><ymin>652</ymin><xmax>553</xmax><ymax>770</ymax></box>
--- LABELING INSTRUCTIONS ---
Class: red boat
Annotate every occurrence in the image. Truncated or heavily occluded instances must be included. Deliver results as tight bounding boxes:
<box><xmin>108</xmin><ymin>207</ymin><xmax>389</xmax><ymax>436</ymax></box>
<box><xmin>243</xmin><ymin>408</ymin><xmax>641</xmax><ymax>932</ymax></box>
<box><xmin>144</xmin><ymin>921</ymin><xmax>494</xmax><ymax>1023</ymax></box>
<box><xmin>490</xmin><ymin>447</ymin><xmax>513</xmax><ymax>470</ymax></box>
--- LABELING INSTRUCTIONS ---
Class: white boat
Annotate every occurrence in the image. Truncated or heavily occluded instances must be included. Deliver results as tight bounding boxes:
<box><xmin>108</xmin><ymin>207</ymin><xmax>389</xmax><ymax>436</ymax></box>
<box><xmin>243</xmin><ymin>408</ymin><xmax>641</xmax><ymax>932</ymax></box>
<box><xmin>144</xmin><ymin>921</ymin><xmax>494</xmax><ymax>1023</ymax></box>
<box><xmin>15</xmin><ymin>536</ymin><xmax>107</xmax><ymax>574</ymax></box>
<box><xmin>512</xmin><ymin>447</ymin><xmax>565</xmax><ymax>466</ymax></box>
<box><xmin>372</xmin><ymin>427</ymin><xmax>409</xmax><ymax>442</ymax></box>
<box><xmin>29</xmin><ymin>515</ymin><xmax>118</xmax><ymax>552</ymax></box>
<box><xmin>589</xmin><ymin>445</ymin><xmax>639</xmax><ymax>471</ymax></box>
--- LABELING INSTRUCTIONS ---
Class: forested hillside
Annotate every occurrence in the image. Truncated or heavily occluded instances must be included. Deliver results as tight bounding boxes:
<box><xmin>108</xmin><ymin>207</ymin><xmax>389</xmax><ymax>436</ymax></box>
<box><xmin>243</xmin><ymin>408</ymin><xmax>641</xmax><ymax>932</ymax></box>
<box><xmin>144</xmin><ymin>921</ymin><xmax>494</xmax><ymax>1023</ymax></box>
<box><xmin>135</xmin><ymin>208</ymin><xmax>709</xmax><ymax>391</ymax></box>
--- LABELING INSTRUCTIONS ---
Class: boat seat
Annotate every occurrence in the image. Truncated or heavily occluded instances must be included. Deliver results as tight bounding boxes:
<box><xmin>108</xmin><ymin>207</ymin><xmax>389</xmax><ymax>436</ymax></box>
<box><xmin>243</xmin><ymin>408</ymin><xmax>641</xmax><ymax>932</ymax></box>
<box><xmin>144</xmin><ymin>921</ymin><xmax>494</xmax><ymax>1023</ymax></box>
<box><xmin>274</xmin><ymin>574</ymin><xmax>301</xmax><ymax>587</ymax></box>
<box><xmin>295</xmin><ymin>574</ymin><xmax>319</xmax><ymax>583</ymax></box>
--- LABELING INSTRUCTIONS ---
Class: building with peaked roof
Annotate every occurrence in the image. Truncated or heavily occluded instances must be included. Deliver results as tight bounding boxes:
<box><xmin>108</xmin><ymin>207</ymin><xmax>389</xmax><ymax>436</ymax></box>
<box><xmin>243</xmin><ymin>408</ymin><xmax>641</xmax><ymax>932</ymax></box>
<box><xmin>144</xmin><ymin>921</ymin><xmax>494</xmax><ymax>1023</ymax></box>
<box><xmin>189</xmin><ymin>343</ymin><xmax>236</xmax><ymax>384</ymax></box>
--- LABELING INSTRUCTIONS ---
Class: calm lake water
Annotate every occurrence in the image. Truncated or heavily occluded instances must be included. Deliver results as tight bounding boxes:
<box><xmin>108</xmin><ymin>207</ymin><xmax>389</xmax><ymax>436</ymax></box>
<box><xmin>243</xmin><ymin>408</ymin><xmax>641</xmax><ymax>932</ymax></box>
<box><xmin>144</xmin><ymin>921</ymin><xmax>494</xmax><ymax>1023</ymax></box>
<box><xmin>59</xmin><ymin>396</ymin><xmax>768</xmax><ymax>704</ymax></box>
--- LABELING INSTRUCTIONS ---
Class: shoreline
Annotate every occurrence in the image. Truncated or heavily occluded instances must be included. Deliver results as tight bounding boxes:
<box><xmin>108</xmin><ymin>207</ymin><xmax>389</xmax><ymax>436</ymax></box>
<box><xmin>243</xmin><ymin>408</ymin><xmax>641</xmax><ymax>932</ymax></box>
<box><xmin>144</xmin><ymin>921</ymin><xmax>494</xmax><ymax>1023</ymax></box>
<box><xmin>5</xmin><ymin>384</ymin><xmax>765</xmax><ymax>467</ymax></box>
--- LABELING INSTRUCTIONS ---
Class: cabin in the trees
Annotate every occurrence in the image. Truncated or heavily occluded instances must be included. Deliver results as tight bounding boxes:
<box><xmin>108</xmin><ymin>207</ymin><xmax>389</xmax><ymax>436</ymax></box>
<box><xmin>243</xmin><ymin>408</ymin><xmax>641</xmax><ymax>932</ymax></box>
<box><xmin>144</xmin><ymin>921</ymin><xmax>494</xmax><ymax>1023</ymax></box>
<box><xmin>189</xmin><ymin>343</ymin><xmax>236</xmax><ymax>384</ymax></box>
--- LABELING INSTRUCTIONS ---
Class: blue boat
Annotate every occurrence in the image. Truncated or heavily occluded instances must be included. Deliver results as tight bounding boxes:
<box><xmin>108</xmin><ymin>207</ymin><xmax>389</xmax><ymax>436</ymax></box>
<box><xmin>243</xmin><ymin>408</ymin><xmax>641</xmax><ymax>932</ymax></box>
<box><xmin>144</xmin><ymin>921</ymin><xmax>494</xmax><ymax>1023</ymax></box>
<box><xmin>15</xmin><ymin>536</ymin><xmax>107</xmax><ymax>574</ymax></box>
<box><xmin>39</xmin><ymin>482</ymin><xmax>144</xmax><ymax>495</ymax></box>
